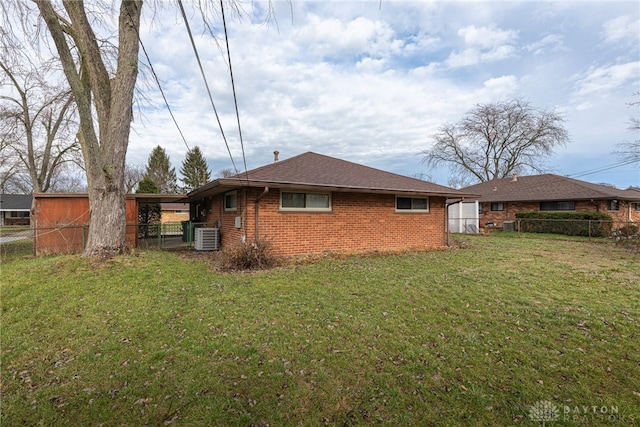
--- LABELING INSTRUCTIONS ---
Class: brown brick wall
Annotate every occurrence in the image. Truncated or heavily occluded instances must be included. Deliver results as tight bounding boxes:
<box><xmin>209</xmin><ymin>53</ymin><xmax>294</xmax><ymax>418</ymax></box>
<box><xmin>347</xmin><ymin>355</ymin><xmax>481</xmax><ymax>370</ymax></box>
<box><xmin>479</xmin><ymin>200</ymin><xmax>640</xmax><ymax>226</ymax></box>
<box><xmin>204</xmin><ymin>188</ymin><xmax>446</xmax><ymax>256</ymax></box>
<box><xmin>161</xmin><ymin>210</ymin><xmax>189</xmax><ymax>223</ymax></box>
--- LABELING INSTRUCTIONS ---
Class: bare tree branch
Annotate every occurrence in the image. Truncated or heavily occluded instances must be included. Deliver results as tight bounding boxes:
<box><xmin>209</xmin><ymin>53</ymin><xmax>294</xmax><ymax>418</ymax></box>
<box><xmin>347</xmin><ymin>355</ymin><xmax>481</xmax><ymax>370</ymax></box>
<box><xmin>422</xmin><ymin>99</ymin><xmax>569</xmax><ymax>183</ymax></box>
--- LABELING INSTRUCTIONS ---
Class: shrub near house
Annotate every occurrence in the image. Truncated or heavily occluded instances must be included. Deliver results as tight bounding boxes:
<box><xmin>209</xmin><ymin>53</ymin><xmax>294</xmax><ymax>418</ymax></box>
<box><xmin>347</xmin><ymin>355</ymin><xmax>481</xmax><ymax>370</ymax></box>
<box><xmin>516</xmin><ymin>212</ymin><xmax>613</xmax><ymax>237</ymax></box>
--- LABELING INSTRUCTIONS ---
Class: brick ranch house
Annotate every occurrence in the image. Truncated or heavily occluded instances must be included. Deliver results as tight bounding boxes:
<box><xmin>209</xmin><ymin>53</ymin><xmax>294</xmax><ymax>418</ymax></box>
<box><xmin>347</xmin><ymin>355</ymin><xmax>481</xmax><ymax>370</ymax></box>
<box><xmin>187</xmin><ymin>152</ymin><xmax>477</xmax><ymax>257</ymax></box>
<box><xmin>462</xmin><ymin>174</ymin><xmax>640</xmax><ymax>228</ymax></box>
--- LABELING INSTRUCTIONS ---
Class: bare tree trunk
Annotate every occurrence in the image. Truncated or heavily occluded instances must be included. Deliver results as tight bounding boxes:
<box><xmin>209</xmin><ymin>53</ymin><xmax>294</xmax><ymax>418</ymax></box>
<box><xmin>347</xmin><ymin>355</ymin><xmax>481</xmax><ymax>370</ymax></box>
<box><xmin>35</xmin><ymin>0</ymin><xmax>142</xmax><ymax>257</ymax></box>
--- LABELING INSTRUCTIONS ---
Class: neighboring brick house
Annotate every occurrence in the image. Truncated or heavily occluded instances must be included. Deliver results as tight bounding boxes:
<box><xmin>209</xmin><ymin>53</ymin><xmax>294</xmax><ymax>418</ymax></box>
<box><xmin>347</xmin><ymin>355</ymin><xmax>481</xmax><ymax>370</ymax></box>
<box><xmin>187</xmin><ymin>152</ymin><xmax>476</xmax><ymax>256</ymax></box>
<box><xmin>462</xmin><ymin>174</ymin><xmax>640</xmax><ymax>228</ymax></box>
<box><xmin>0</xmin><ymin>194</ymin><xmax>32</xmax><ymax>226</ymax></box>
<box><xmin>160</xmin><ymin>203</ymin><xmax>190</xmax><ymax>223</ymax></box>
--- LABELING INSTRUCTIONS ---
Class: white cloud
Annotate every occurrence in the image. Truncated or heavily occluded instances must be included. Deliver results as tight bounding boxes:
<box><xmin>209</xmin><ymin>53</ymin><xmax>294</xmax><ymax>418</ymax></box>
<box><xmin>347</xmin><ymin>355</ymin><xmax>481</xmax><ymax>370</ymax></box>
<box><xmin>525</xmin><ymin>34</ymin><xmax>565</xmax><ymax>55</ymax></box>
<box><xmin>444</xmin><ymin>24</ymin><xmax>518</xmax><ymax>68</ymax></box>
<box><xmin>458</xmin><ymin>24</ymin><xmax>518</xmax><ymax>49</ymax></box>
<box><xmin>602</xmin><ymin>16</ymin><xmax>640</xmax><ymax>45</ymax></box>
<box><xmin>572</xmin><ymin>61</ymin><xmax>640</xmax><ymax>98</ymax></box>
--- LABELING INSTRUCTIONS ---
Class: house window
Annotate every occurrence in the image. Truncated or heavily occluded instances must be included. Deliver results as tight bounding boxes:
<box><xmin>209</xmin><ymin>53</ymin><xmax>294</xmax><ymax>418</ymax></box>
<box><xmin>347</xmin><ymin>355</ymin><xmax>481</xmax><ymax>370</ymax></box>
<box><xmin>396</xmin><ymin>196</ymin><xmax>429</xmax><ymax>212</ymax></box>
<box><xmin>224</xmin><ymin>191</ymin><xmax>237</xmax><ymax>211</ymax></box>
<box><xmin>7</xmin><ymin>211</ymin><xmax>29</xmax><ymax>218</ymax></box>
<box><xmin>478</xmin><ymin>203</ymin><xmax>483</xmax><ymax>214</ymax></box>
<box><xmin>607</xmin><ymin>200</ymin><xmax>619</xmax><ymax>211</ymax></box>
<box><xmin>491</xmin><ymin>202</ymin><xmax>504</xmax><ymax>212</ymax></box>
<box><xmin>540</xmin><ymin>201</ymin><xmax>575</xmax><ymax>211</ymax></box>
<box><xmin>281</xmin><ymin>191</ymin><xmax>331</xmax><ymax>211</ymax></box>
<box><xmin>635</xmin><ymin>203</ymin><xmax>640</xmax><ymax>212</ymax></box>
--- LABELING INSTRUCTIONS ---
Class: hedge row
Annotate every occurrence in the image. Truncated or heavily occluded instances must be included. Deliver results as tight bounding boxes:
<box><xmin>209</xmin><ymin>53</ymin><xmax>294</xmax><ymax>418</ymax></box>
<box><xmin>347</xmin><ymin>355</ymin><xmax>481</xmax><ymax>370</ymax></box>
<box><xmin>515</xmin><ymin>212</ymin><xmax>613</xmax><ymax>237</ymax></box>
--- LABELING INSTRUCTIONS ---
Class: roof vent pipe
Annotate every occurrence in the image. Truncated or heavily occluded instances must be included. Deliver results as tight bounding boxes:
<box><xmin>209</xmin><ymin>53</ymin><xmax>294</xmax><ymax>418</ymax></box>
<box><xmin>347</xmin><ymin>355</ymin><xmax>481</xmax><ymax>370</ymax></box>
<box><xmin>273</xmin><ymin>150</ymin><xmax>279</xmax><ymax>163</ymax></box>
<box><xmin>511</xmin><ymin>173</ymin><xmax>518</xmax><ymax>182</ymax></box>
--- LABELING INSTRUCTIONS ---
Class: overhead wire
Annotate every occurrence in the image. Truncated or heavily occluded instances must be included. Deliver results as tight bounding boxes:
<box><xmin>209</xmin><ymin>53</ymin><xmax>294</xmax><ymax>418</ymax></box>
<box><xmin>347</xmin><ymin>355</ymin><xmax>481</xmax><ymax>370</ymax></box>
<box><xmin>219</xmin><ymin>0</ymin><xmax>249</xmax><ymax>179</ymax></box>
<box><xmin>177</xmin><ymin>0</ymin><xmax>240</xmax><ymax>176</ymax></box>
<box><xmin>126</xmin><ymin>7</ymin><xmax>191</xmax><ymax>153</ymax></box>
<box><xmin>568</xmin><ymin>159</ymin><xmax>639</xmax><ymax>179</ymax></box>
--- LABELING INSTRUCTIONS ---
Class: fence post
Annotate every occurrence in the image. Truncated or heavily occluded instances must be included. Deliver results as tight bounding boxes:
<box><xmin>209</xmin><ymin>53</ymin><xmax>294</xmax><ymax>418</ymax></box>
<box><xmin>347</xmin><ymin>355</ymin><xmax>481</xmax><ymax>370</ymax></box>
<box><xmin>588</xmin><ymin>220</ymin><xmax>592</xmax><ymax>241</ymax></box>
<box><xmin>82</xmin><ymin>225</ymin><xmax>88</xmax><ymax>249</ymax></box>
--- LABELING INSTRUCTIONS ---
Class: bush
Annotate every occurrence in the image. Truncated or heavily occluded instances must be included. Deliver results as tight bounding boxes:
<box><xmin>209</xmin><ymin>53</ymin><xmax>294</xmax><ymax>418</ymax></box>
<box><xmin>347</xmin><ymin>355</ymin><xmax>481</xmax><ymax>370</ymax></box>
<box><xmin>217</xmin><ymin>239</ymin><xmax>280</xmax><ymax>271</ymax></box>
<box><xmin>515</xmin><ymin>212</ymin><xmax>613</xmax><ymax>237</ymax></box>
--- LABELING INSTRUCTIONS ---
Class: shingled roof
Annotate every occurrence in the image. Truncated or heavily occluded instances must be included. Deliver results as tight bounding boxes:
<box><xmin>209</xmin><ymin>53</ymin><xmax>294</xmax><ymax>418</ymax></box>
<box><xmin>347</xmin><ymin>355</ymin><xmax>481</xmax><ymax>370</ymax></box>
<box><xmin>463</xmin><ymin>174</ymin><xmax>640</xmax><ymax>203</ymax></box>
<box><xmin>0</xmin><ymin>194</ymin><xmax>32</xmax><ymax>211</ymax></box>
<box><xmin>190</xmin><ymin>152</ymin><xmax>476</xmax><ymax>199</ymax></box>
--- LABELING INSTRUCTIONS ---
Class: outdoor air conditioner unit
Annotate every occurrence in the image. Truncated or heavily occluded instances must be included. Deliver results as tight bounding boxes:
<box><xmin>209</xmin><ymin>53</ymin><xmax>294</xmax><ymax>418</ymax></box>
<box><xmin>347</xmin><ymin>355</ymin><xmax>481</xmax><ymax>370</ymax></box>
<box><xmin>194</xmin><ymin>227</ymin><xmax>220</xmax><ymax>251</ymax></box>
<box><xmin>502</xmin><ymin>221</ymin><xmax>516</xmax><ymax>232</ymax></box>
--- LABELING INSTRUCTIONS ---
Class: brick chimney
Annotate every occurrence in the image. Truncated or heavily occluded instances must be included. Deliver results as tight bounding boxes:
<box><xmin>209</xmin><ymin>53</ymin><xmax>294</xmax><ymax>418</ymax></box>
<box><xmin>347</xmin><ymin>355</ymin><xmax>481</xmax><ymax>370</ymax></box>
<box><xmin>273</xmin><ymin>150</ymin><xmax>279</xmax><ymax>163</ymax></box>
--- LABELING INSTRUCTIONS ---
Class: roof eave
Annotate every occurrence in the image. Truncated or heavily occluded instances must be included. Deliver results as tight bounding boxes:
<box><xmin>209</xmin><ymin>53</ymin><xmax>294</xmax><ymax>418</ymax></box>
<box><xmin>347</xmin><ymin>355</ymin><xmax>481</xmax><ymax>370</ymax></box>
<box><xmin>188</xmin><ymin>178</ymin><xmax>479</xmax><ymax>199</ymax></box>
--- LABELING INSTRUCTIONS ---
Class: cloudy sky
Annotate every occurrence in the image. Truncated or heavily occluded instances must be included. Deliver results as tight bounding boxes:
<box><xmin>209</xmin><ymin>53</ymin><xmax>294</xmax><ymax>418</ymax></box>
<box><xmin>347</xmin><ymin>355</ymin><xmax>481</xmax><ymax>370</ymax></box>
<box><xmin>129</xmin><ymin>0</ymin><xmax>639</xmax><ymax>188</ymax></box>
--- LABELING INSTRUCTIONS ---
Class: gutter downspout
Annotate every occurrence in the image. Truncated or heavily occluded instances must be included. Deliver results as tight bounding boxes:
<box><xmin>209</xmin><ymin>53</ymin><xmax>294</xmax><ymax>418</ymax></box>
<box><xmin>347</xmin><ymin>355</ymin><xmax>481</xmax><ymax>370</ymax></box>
<box><xmin>254</xmin><ymin>187</ymin><xmax>269</xmax><ymax>242</ymax></box>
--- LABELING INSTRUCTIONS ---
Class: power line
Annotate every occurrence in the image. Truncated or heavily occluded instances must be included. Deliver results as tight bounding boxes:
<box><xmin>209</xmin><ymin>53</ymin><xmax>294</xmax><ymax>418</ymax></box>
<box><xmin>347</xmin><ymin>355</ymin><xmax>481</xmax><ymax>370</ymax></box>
<box><xmin>177</xmin><ymin>0</ymin><xmax>240</xmax><ymax>176</ymax></box>
<box><xmin>138</xmin><ymin>37</ymin><xmax>191</xmax><ymax>153</ymax></box>
<box><xmin>126</xmin><ymin>7</ymin><xmax>191</xmax><ymax>153</ymax></box>
<box><xmin>568</xmin><ymin>159</ymin><xmax>639</xmax><ymax>179</ymax></box>
<box><xmin>219</xmin><ymin>0</ymin><xmax>249</xmax><ymax>177</ymax></box>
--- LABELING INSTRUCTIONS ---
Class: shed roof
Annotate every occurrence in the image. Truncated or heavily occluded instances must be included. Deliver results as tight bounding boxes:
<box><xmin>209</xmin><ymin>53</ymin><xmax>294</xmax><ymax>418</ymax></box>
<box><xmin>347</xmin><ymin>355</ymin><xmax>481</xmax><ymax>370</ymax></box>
<box><xmin>0</xmin><ymin>194</ymin><xmax>32</xmax><ymax>211</ymax></box>
<box><xmin>189</xmin><ymin>152</ymin><xmax>477</xmax><ymax>199</ymax></box>
<box><xmin>463</xmin><ymin>174</ymin><xmax>640</xmax><ymax>203</ymax></box>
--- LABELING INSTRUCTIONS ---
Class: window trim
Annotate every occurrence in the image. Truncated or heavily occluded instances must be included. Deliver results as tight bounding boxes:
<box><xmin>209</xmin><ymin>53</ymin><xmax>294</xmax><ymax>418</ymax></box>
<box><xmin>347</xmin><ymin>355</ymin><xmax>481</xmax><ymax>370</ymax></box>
<box><xmin>224</xmin><ymin>191</ymin><xmax>238</xmax><ymax>212</ymax></box>
<box><xmin>7</xmin><ymin>211</ymin><xmax>29</xmax><ymax>218</ymax></box>
<box><xmin>491</xmin><ymin>202</ymin><xmax>504</xmax><ymax>212</ymax></box>
<box><xmin>607</xmin><ymin>200</ymin><xmax>619</xmax><ymax>212</ymax></box>
<box><xmin>539</xmin><ymin>201</ymin><xmax>576</xmax><ymax>211</ymax></box>
<box><xmin>395</xmin><ymin>196</ymin><xmax>429</xmax><ymax>213</ymax></box>
<box><xmin>280</xmin><ymin>191</ymin><xmax>332</xmax><ymax>212</ymax></box>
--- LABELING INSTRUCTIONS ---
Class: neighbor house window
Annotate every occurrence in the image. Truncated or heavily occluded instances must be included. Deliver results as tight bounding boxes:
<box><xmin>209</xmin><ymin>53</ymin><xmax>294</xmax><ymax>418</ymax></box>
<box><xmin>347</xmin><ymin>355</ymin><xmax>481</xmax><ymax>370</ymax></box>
<box><xmin>635</xmin><ymin>203</ymin><xmax>640</xmax><ymax>212</ymax></box>
<box><xmin>607</xmin><ymin>200</ymin><xmax>619</xmax><ymax>211</ymax></box>
<box><xmin>491</xmin><ymin>202</ymin><xmax>504</xmax><ymax>211</ymax></box>
<box><xmin>224</xmin><ymin>191</ymin><xmax>237</xmax><ymax>211</ymax></box>
<box><xmin>281</xmin><ymin>191</ymin><xmax>331</xmax><ymax>211</ymax></box>
<box><xmin>396</xmin><ymin>196</ymin><xmax>429</xmax><ymax>212</ymax></box>
<box><xmin>478</xmin><ymin>203</ymin><xmax>483</xmax><ymax>214</ymax></box>
<box><xmin>540</xmin><ymin>201</ymin><xmax>575</xmax><ymax>211</ymax></box>
<box><xmin>7</xmin><ymin>211</ymin><xmax>29</xmax><ymax>218</ymax></box>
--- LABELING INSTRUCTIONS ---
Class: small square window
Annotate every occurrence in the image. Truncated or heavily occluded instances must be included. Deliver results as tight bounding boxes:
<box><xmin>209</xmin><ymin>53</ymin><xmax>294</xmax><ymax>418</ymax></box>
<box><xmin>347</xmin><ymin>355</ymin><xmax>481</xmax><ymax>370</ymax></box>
<box><xmin>491</xmin><ymin>202</ymin><xmax>504</xmax><ymax>211</ymax></box>
<box><xmin>607</xmin><ymin>200</ymin><xmax>619</xmax><ymax>211</ymax></box>
<box><xmin>224</xmin><ymin>192</ymin><xmax>237</xmax><ymax>211</ymax></box>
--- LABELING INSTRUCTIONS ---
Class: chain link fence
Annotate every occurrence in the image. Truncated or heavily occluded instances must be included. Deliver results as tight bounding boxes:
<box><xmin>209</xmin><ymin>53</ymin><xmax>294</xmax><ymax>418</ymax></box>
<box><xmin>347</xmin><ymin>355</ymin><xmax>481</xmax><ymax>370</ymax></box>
<box><xmin>0</xmin><ymin>222</ymin><xmax>219</xmax><ymax>260</ymax></box>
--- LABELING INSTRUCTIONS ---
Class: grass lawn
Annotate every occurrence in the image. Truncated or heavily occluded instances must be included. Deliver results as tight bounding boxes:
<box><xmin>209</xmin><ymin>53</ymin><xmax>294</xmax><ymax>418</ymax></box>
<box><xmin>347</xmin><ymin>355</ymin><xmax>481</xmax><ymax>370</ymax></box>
<box><xmin>1</xmin><ymin>234</ymin><xmax>639</xmax><ymax>426</ymax></box>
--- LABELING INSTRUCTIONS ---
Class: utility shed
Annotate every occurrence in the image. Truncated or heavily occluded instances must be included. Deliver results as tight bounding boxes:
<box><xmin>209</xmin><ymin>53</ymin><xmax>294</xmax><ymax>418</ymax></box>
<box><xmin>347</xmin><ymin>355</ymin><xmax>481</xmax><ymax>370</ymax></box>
<box><xmin>32</xmin><ymin>193</ymin><xmax>185</xmax><ymax>255</ymax></box>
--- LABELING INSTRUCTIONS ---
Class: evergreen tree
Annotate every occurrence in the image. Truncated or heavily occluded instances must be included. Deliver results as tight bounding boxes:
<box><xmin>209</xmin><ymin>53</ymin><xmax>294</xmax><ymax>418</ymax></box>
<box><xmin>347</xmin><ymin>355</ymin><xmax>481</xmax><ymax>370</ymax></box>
<box><xmin>180</xmin><ymin>146</ymin><xmax>211</xmax><ymax>192</ymax></box>
<box><xmin>136</xmin><ymin>177</ymin><xmax>161</xmax><ymax>238</ymax></box>
<box><xmin>144</xmin><ymin>145</ymin><xmax>178</xmax><ymax>193</ymax></box>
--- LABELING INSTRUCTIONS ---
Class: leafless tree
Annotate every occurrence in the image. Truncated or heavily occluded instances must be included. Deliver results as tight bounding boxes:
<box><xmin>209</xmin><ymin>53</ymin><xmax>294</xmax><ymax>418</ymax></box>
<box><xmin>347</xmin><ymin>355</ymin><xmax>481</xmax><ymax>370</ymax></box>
<box><xmin>613</xmin><ymin>92</ymin><xmax>640</xmax><ymax>165</ymax></box>
<box><xmin>124</xmin><ymin>163</ymin><xmax>145</xmax><ymax>193</ymax></box>
<box><xmin>422</xmin><ymin>99</ymin><xmax>569</xmax><ymax>183</ymax></box>
<box><xmin>0</xmin><ymin>56</ymin><xmax>83</xmax><ymax>194</ymax></box>
<box><xmin>7</xmin><ymin>0</ymin><xmax>259</xmax><ymax>257</ymax></box>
